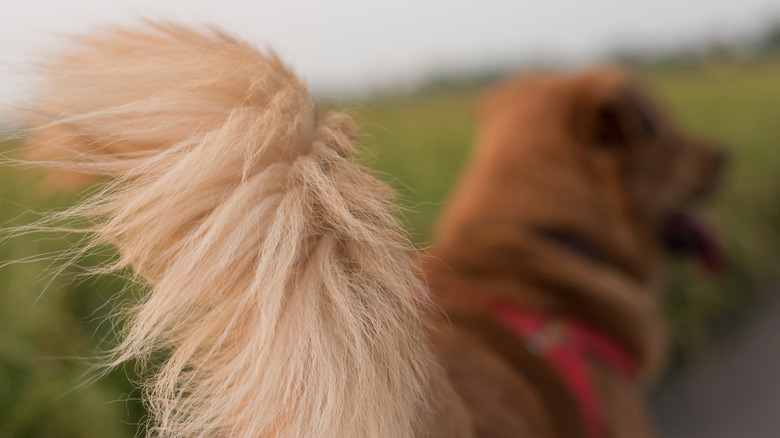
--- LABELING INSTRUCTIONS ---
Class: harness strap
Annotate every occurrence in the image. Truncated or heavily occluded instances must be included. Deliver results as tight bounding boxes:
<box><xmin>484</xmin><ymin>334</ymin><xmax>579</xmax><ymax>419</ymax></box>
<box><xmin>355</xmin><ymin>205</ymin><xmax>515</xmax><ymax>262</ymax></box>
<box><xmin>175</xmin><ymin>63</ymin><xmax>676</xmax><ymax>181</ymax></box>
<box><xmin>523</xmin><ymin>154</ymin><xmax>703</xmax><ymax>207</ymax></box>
<box><xmin>447</xmin><ymin>312</ymin><xmax>590</xmax><ymax>438</ymax></box>
<box><xmin>490</xmin><ymin>300</ymin><xmax>640</xmax><ymax>438</ymax></box>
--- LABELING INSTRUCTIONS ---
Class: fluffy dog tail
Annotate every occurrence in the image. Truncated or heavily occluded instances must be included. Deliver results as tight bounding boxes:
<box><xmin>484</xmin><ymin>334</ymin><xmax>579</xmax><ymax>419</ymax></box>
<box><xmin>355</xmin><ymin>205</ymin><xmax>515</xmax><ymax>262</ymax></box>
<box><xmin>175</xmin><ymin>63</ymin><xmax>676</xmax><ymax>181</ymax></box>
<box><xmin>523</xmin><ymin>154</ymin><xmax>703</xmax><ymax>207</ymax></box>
<box><xmin>18</xmin><ymin>23</ymin><xmax>442</xmax><ymax>438</ymax></box>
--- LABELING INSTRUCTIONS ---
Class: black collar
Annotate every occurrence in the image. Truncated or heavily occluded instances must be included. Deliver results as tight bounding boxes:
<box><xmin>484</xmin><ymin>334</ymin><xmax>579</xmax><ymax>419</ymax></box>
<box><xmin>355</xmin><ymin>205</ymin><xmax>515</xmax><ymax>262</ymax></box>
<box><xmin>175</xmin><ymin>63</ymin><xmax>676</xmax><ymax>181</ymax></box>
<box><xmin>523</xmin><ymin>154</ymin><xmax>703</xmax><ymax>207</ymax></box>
<box><xmin>534</xmin><ymin>229</ymin><xmax>610</xmax><ymax>266</ymax></box>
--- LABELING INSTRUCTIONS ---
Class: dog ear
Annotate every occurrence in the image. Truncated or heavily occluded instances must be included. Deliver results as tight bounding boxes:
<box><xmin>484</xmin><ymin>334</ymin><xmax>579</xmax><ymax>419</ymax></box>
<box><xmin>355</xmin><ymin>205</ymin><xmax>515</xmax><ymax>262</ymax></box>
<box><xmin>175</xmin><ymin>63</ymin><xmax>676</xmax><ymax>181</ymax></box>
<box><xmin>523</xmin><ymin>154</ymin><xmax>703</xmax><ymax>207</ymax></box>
<box><xmin>574</xmin><ymin>79</ymin><xmax>661</xmax><ymax>148</ymax></box>
<box><xmin>601</xmin><ymin>91</ymin><xmax>659</xmax><ymax>145</ymax></box>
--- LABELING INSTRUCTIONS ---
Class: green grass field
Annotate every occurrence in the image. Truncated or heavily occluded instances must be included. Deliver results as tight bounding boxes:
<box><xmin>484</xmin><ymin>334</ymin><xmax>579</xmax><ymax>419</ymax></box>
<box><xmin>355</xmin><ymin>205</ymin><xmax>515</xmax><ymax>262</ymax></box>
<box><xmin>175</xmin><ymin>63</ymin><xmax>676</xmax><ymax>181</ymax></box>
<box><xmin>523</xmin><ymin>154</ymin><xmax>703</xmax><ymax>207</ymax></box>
<box><xmin>2</xmin><ymin>59</ymin><xmax>779</xmax><ymax>437</ymax></box>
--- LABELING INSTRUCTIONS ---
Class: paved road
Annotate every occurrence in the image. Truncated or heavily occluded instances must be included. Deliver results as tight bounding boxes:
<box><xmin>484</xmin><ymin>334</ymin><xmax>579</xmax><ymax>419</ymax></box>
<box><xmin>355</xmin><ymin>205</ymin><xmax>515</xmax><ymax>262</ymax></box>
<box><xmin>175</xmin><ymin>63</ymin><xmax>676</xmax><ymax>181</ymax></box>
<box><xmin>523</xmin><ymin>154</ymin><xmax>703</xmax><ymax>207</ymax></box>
<box><xmin>653</xmin><ymin>295</ymin><xmax>780</xmax><ymax>438</ymax></box>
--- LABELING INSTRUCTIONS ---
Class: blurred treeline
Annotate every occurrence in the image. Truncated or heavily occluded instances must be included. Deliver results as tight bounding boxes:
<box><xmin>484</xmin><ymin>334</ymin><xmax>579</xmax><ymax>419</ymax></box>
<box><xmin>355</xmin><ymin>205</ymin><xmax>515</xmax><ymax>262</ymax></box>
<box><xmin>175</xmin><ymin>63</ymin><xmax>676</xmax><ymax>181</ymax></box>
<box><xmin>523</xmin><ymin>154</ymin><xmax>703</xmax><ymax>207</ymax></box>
<box><xmin>3</xmin><ymin>21</ymin><xmax>780</xmax><ymax>438</ymax></box>
<box><xmin>387</xmin><ymin>20</ymin><xmax>780</xmax><ymax>98</ymax></box>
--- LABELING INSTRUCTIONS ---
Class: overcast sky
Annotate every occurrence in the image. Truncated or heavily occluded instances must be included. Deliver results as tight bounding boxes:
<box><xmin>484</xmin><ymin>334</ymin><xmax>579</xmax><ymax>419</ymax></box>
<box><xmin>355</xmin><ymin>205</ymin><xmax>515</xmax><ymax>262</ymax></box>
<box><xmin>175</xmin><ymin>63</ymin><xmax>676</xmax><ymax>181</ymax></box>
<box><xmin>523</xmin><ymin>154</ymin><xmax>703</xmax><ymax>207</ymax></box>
<box><xmin>2</xmin><ymin>0</ymin><xmax>779</xmax><ymax>101</ymax></box>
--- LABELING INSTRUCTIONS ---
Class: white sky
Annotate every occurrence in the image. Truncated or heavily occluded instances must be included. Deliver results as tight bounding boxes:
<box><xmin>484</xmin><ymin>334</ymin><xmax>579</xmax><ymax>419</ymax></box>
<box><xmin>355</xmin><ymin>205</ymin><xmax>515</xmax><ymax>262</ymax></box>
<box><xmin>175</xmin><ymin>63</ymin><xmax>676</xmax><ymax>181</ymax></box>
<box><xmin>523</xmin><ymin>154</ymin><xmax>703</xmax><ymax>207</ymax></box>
<box><xmin>1</xmin><ymin>0</ymin><xmax>779</xmax><ymax>101</ymax></box>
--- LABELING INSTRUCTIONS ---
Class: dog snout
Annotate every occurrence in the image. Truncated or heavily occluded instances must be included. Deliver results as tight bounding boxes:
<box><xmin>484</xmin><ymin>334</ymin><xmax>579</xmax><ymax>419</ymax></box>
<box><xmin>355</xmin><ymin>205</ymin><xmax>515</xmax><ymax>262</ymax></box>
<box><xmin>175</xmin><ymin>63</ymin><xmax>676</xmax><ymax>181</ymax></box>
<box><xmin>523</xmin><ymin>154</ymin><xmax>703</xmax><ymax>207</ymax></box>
<box><xmin>693</xmin><ymin>145</ymin><xmax>728</xmax><ymax>198</ymax></box>
<box><xmin>713</xmin><ymin>147</ymin><xmax>729</xmax><ymax>175</ymax></box>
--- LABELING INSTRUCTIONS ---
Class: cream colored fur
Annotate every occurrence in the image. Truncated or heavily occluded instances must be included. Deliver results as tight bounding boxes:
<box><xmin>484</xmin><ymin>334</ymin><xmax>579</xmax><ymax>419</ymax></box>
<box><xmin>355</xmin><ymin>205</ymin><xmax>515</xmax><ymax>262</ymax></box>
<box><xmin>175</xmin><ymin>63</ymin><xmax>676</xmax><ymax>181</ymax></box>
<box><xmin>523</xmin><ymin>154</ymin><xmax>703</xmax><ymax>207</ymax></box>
<box><xmin>17</xmin><ymin>23</ymin><xmax>450</xmax><ymax>438</ymax></box>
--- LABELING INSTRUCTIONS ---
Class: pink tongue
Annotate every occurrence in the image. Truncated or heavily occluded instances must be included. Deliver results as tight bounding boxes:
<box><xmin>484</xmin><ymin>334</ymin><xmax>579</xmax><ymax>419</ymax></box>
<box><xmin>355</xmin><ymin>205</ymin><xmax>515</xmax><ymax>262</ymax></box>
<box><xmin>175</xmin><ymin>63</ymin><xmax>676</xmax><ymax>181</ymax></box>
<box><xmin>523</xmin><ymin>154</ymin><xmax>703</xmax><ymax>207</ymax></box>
<box><xmin>694</xmin><ymin>219</ymin><xmax>722</xmax><ymax>274</ymax></box>
<box><xmin>664</xmin><ymin>213</ymin><xmax>723</xmax><ymax>274</ymax></box>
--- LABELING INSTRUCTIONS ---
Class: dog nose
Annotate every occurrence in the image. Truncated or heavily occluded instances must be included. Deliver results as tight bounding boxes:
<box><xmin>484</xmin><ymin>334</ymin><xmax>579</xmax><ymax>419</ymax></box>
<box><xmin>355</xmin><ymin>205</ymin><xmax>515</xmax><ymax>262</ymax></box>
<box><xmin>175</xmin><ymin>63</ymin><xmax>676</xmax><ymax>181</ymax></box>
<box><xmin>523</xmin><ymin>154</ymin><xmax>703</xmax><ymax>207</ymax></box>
<box><xmin>711</xmin><ymin>147</ymin><xmax>729</xmax><ymax>187</ymax></box>
<box><xmin>693</xmin><ymin>146</ymin><xmax>728</xmax><ymax>198</ymax></box>
<box><xmin>713</xmin><ymin>147</ymin><xmax>729</xmax><ymax>173</ymax></box>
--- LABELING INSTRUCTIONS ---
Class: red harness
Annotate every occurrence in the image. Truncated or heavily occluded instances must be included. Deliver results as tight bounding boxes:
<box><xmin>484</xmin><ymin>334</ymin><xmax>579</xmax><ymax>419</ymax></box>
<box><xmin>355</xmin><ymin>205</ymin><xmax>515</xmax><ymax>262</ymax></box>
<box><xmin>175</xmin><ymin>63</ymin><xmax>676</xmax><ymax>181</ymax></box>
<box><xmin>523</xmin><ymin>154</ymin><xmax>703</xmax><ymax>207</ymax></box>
<box><xmin>489</xmin><ymin>300</ymin><xmax>639</xmax><ymax>438</ymax></box>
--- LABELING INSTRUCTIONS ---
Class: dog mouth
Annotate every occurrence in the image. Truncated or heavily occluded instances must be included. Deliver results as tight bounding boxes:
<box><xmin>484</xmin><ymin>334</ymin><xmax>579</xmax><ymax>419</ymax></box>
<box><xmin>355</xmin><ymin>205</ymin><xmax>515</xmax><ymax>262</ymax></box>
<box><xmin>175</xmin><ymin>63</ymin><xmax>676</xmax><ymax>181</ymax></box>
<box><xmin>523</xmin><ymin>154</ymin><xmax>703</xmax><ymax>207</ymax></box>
<box><xmin>661</xmin><ymin>211</ymin><xmax>722</xmax><ymax>273</ymax></box>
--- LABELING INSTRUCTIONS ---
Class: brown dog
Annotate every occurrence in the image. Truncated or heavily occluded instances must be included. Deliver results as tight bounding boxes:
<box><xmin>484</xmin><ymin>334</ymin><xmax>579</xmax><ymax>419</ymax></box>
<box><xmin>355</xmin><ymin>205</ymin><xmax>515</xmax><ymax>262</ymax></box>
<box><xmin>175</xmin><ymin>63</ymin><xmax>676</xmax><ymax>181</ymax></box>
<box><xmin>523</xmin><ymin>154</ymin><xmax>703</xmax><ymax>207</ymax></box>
<box><xmin>421</xmin><ymin>68</ymin><xmax>724</xmax><ymax>438</ymax></box>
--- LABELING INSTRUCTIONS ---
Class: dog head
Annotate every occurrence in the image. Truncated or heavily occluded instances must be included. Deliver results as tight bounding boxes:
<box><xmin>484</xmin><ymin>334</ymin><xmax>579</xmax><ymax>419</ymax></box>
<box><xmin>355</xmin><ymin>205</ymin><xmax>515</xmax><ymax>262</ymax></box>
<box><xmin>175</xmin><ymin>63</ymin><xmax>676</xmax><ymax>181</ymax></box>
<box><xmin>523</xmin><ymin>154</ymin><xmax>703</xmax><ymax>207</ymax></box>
<box><xmin>568</xmin><ymin>68</ymin><xmax>725</xmax><ymax>274</ymax></box>
<box><xmin>436</xmin><ymin>67</ymin><xmax>725</xmax><ymax>284</ymax></box>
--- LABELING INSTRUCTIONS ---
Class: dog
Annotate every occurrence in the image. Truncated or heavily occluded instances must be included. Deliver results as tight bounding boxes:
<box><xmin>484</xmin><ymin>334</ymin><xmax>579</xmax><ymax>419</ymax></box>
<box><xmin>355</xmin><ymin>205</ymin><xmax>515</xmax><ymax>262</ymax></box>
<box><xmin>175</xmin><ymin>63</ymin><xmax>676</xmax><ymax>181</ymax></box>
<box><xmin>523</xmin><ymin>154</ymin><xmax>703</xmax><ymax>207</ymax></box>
<box><xmin>16</xmin><ymin>23</ymin><xmax>722</xmax><ymax>437</ymax></box>
<box><xmin>420</xmin><ymin>69</ymin><xmax>725</xmax><ymax>437</ymax></box>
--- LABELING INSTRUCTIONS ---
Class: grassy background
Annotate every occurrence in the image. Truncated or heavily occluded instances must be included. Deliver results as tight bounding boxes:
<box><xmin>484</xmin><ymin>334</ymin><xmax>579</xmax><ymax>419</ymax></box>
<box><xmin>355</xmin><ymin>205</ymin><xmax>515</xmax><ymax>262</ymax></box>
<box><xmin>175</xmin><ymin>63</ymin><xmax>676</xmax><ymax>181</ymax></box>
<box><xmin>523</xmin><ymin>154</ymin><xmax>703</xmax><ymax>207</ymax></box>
<box><xmin>2</xmin><ymin>59</ymin><xmax>779</xmax><ymax>436</ymax></box>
